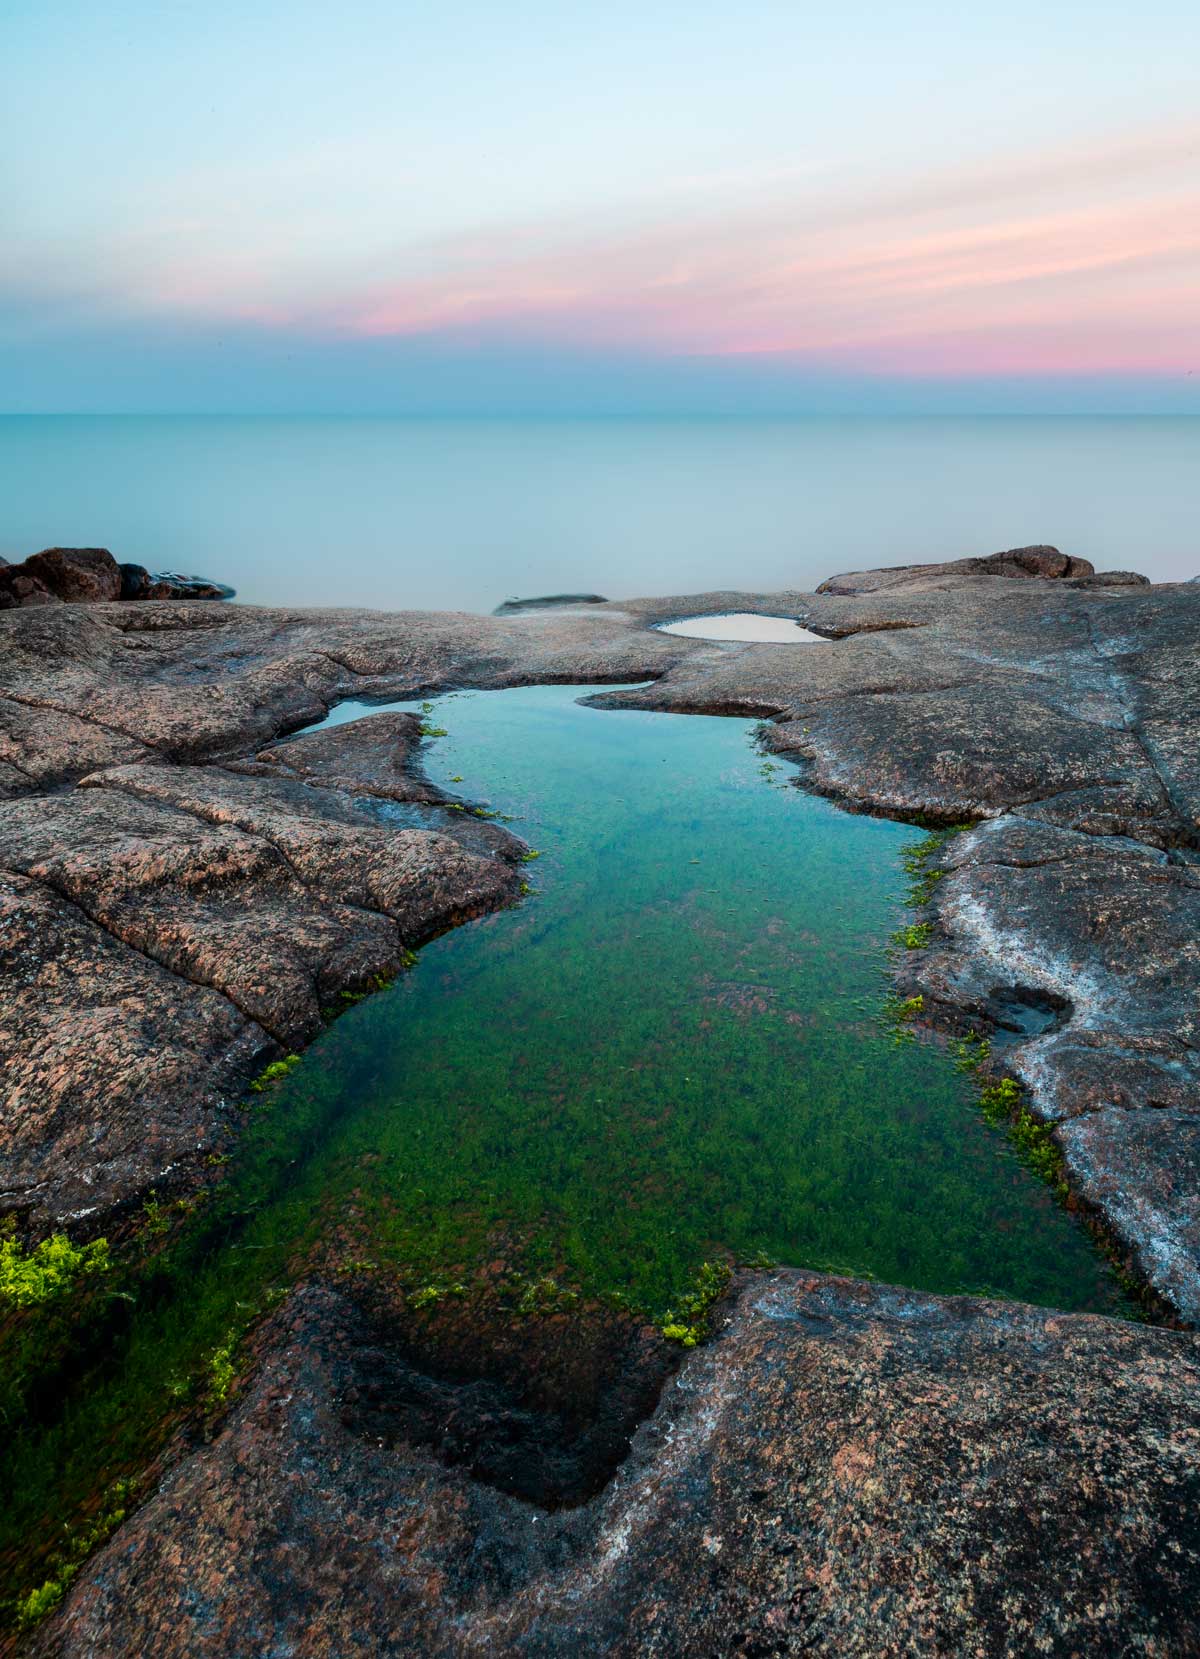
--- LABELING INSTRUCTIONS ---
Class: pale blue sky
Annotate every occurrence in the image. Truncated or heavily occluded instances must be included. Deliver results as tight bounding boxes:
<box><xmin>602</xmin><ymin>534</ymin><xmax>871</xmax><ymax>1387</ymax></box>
<box><xmin>3</xmin><ymin>1</ymin><xmax>1198</xmax><ymax>410</ymax></box>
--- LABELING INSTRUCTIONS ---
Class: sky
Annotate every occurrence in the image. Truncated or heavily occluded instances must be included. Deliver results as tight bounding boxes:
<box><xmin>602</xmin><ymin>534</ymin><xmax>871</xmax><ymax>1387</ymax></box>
<box><xmin>3</xmin><ymin>0</ymin><xmax>1199</xmax><ymax>413</ymax></box>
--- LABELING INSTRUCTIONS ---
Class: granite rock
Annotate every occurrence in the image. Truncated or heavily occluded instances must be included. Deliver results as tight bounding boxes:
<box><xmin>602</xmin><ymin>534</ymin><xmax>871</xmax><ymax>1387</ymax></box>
<box><xmin>37</xmin><ymin>1270</ymin><xmax>1200</xmax><ymax>1658</ymax></box>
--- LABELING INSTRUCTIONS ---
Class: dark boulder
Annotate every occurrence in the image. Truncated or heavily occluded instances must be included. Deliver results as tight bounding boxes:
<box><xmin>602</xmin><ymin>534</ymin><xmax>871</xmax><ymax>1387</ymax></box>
<box><xmin>23</xmin><ymin>546</ymin><xmax>123</xmax><ymax>603</ymax></box>
<box><xmin>118</xmin><ymin>562</ymin><xmax>153</xmax><ymax>599</ymax></box>
<box><xmin>0</xmin><ymin>550</ymin><xmax>233</xmax><ymax>608</ymax></box>
<box><xmin>0</xmin><ymin>562</ymin><xmax>57</xmax><ymax>609</ymax></box>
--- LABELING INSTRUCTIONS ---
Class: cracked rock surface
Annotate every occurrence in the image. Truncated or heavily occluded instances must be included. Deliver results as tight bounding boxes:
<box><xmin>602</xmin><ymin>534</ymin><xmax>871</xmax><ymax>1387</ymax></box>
<box><xmin>36</xmin><ymin>1270</ymin><xmax>1200</xmax><ymax>1659</ymax></box>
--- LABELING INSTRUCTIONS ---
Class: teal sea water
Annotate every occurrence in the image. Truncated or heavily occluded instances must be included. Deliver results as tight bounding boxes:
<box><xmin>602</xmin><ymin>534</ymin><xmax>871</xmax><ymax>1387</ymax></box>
<box><xmin>1</xmin><ymin>415</ymin><xmax>1196</xmax><ymax>607</ymax></box>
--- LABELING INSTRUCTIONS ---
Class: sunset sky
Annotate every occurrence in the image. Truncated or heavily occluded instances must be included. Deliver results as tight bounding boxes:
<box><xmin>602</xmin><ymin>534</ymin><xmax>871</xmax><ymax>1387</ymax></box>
<box><xmin>4</xmin><ymin>0</ymin><xmax>1198</xmax><ymax>411</ymax></box>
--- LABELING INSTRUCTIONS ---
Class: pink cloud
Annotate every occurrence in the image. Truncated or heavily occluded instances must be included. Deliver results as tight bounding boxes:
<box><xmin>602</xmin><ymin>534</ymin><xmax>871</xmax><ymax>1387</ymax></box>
<box><xmin>79</xmin><ymin>119</ymin><xmax>1200</xmax><ymax>380</ymax></box>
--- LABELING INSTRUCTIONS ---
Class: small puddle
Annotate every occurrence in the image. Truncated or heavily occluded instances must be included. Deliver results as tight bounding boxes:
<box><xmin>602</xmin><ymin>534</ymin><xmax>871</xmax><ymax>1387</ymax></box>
<box><xmin>655</xmin><ymin>612</ymin><xmax>827</xmax><ymax>643</ymax></box>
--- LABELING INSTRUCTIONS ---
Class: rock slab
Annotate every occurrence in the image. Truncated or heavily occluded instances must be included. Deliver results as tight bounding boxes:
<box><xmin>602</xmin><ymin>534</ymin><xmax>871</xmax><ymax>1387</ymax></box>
<box><xmin>37</xmin><ymin>1270</ymin><xmax>1200</xmax><ymax>1658</ymax></box>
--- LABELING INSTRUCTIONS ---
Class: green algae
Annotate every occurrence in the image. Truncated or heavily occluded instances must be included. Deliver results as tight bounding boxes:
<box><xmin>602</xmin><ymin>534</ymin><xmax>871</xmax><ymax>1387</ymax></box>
<box><xmin>0</xmin><ymin>1226</ymin><xmax>110</xmax><ymax>1310</ymax></box>
<box><xmin>0</xmin><ymin>684</ymin><xmax>1135</xmax><ymax>1626</ymax></box>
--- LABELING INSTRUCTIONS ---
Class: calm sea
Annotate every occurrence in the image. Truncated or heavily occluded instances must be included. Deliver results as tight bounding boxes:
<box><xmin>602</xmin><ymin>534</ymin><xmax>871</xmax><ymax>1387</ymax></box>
<box><xmin>1</xmin><ymin>415</ymin><xmax>1195</xmax><ymax>610</ymax></box>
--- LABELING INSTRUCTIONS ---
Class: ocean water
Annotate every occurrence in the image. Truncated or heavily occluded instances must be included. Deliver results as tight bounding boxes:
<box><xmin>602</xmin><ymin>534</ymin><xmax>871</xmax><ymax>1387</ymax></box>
<box><xmin>1</xmin><ymin>414</ymin><xmax>1196</xmax><ymax>609</ymax></box>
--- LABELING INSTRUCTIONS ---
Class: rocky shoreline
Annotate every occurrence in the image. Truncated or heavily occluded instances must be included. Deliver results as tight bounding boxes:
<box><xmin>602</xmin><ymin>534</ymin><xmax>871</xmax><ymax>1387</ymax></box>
<box><xmin>3</xmin><ymin>546</ymin><xmax>1199</xmax><ymax>1653</ymax></box>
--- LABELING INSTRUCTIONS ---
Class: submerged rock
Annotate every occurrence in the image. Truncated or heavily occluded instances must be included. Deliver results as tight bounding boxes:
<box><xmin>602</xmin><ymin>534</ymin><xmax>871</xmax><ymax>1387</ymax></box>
<box><xmin>37</xmin><ymin>1271</ymin><xmax>1200</xmax><ymax>1656</ymax></box>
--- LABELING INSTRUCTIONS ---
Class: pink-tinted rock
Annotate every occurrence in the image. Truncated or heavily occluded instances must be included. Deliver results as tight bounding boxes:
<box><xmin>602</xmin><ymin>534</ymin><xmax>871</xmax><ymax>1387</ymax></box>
<box><xmin>38</xmin><ymin>1271</ymin><xmax>1200</xmax><ymax>1657</ymax></box>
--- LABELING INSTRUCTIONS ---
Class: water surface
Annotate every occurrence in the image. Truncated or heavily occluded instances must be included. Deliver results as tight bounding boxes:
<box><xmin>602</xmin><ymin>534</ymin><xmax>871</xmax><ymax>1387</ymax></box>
<box><xmin>1</xmin><ymin>414</ymin><xmax>1195</xmax><ymax>607</ymax></box>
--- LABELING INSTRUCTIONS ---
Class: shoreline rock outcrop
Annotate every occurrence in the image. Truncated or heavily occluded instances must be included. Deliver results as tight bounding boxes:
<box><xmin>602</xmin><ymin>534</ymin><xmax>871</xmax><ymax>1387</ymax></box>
<box><xmin>35</xmin><ymin>1270</ymin><xmax>1200</xmax><ymax>1658</ymax></box>
<box><xmin>815</xmin><ymin>541</ymin><xmax>1150</xmax><ymax>594</ymax></box>
<box><xmin>0</xmin><ymin>548</ymin><xmax>232</xmax><ymax>610</ymax></box>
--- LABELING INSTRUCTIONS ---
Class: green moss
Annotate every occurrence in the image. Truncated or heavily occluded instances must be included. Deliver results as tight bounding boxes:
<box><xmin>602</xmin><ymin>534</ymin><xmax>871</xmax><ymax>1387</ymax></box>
<box><xmin>0</xmin><ymin>1226</ymin><xmax>111</xmax><ymax>1309</ymax></box>
<box><xmin>521</xmin><ymin>848</ymin><xmax>542</xmax><ymax>862</ymax></box>
<box><xmin>407</xmin><ymin>1280</ymin><xmax>467</xmax><ymax>1311</ymax></box>
<box><xmin>507</xmin><ymin>1274</ymin><xmax>578</xmax><ymax>1317</ymax></box>
<box><xmin>660</xmin><ymin>1260</ymin><xmax>732</xmax><ymax>1347</ymax></box>
<box><xmin>898</xmin><ymin>825</ymin><xmax>972</xmax><ymax>907</ymax></box>
<box><xmin>887</xmin><ymin>992</ymin><xmax>924</xmax><ymax>1022</ymax></box>
<box><xmin>893</xmin><ymin>921</ymin><xmax>932</xmax><ymax>950</ymax></box>
<box><xmin>971</xmin><ymin>1072</ymin><xmax>1067</xmax><ymax>1196</ymax></box>
<box><xmin>952</xmin><ymin>1031</ymin><xmax>992</xmax><ymax>1073</ymax></box>
<box><xmin>205</xmin><ymin>1332</ymin><xmax>238</xmax><ymax>1407</ymax></box>
<box><xmin>14</xmin><ymin>1478</ymin><xmax>135</xmax><ymax>1630</ymax></box>
<box><xmin>979</xmin><ymin>1076</ymin><xmax>1022</xmax><ymax>1121</ymax></box>
<box><xmin>249</xmin><ymin>1053</ymin><xmax>302</xmax><ymax>1093</ymax></box>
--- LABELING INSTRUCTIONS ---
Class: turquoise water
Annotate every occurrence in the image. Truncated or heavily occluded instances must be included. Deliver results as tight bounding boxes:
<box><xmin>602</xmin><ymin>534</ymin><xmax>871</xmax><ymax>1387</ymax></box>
<box><xmin>1</xmin><ymin>415</ymin><xmax>1196</xmax><ymax>607</ymax></box>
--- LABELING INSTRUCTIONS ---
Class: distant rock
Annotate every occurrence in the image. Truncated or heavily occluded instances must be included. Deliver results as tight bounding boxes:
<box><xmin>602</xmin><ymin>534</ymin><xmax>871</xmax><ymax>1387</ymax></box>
<box><xmin>0</xmin><ymin>548</ymin><xmax>233</xmax><ymax>609</ymax></box>
<box><xmin>144</xmin><ymin>570</ymin><xmax>236</xmax><ymax>600</ymax></box>
<box><xmin>24</xmin><ymin>547</ymin><xmax>124</xmax><ymax>603</ymax></box>
<box><xmin>815</xmin><ymin>543</ymin><xmax>1130</xmax><ymax>595</ymax></box>
<box><xmin>494</xmin><ymin>592</ymin><xmax>608</xmax><ymax>614</ymax></box>
<box><xmin>0</xmin><ymin>562</ymin><xmax>56</xmax><ymax>608</ymax></box>
<box><xmin>120</xmin><ymin>563</ymin><xmax>235</xmax><ymax>601</ymax></box>
<box><xmin>1066</xmin><ymin>570</ymin><xmax>1151</xmax><ymax>587</ymax></box>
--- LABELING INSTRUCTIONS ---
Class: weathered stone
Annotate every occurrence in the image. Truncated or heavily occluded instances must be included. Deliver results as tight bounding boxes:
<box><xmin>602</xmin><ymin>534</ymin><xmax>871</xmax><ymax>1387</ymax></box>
<box><xmin>0</xmin><ymin>728</ymin><xmax>524</xmax><ymax>1229</ymax></box>
<box><xmin>815</xmin><ymin>543</ymin><xmax>1101</xmax><ymax>594</ymax></box>
<box><xmin>0</xmin><ymin>562</ymin><xmax>58</xmax><ymax>608</ymax></box>
<box><xmin>0</xmin><ymin>867</ymin><xmax>270</xmax><ymax>1225</ymax></box>
<box><xmin>23</xmin><ymin>547</ymin><xmax>124</xmax><ymax>603</ymax></box>
<box><xmin>235</xmin><ymin>711</ymin><xmax>437</xmax><ymax>802</ymax></box>
<box><xmin>38</xmin><ymin>1271</ymin><xmax>1200</xmax><ymax>1657</ymax></box>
